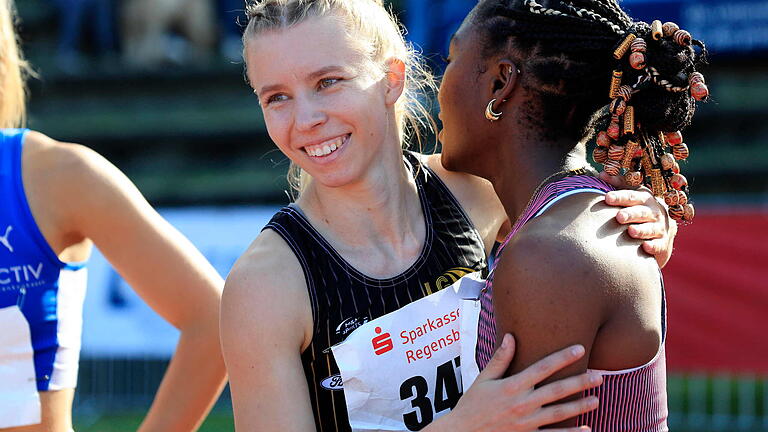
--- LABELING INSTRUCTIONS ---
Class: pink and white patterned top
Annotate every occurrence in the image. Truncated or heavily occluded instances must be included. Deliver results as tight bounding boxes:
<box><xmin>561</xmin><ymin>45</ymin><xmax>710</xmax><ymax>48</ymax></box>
<box><xmin>474</xmin><ymin>174</ymin><xmax>668</xmax><ymax>432</ymax></box>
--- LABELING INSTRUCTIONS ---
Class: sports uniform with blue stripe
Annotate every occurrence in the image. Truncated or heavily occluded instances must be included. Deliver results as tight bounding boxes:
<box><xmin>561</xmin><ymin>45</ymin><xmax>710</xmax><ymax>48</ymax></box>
<box><xmin>0</xmin><ymin>129</ymin><xmax>88</xmax><ymax>428</ymax></box>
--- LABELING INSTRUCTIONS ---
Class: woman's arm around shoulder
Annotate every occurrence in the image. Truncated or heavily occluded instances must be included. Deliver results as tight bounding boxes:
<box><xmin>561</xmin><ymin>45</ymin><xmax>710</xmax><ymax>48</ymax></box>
<box><xmin>24</xmin><ymin>131</ymin><xmax>227</xmax><ymax>431</ymax></box>
<box><xmin>422</xmin><ymin>154</ymin><xmax>676</xmax><ymax>264</ymax></box>
<box><xmin>221</xmin><ymin>229</ymin><xmax>316</xmax><ymax>431</ymax></box>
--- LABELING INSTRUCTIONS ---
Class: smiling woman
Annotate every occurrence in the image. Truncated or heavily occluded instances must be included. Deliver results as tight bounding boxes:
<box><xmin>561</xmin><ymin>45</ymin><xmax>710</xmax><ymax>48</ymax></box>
<box><xmin>220</xmin><ymin>0</ymin><xmax>678</xmax><ymax>431</ymax></box>
<box><xmin>244</xmin><ymin>17</ymin><xmax>396</xmax><ymax>190</ymax></box>
<box><xmin>243</xmin><ymin>0</ymin><xmax>436</xmax><ymax>195</ymax></box>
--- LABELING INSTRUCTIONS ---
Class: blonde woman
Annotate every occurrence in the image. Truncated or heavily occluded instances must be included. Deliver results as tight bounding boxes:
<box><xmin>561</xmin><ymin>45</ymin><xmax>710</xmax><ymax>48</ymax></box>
<box><xmin>0</xmin><ymin>1</ymin><xmax>226</xmax><ymax>431</ymax></box>
<box><xmin>220</xmin><ymin>0</ymin><xmax>675</xmax><ymax>430</ymax></box>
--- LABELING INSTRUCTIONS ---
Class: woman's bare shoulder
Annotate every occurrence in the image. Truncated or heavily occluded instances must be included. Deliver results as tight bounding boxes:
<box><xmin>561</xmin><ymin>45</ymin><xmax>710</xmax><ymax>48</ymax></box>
<box><xmin>223</xmin><ymin>228</ymin><xmax>313</xmax><ymax>351</ymax></box>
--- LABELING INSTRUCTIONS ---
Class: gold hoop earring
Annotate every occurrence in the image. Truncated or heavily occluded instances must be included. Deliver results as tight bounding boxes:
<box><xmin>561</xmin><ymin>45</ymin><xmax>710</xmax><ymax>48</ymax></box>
<box><xmin>485</xmin><ymin>99</ymin><xmax>502</xmax><ymax>121</ymax></box>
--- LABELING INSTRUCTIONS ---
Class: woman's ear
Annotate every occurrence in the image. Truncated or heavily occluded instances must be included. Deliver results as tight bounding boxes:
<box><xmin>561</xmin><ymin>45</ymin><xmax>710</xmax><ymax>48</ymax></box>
<box><xmin>489</xmin><ymin>60</ymin><xmax>520</xmax><ymax>111</ymax></box>
<box><xmin>384</xmin><ymin>57</ymin><xmax>406</xmax><ymax>105</ymax></box>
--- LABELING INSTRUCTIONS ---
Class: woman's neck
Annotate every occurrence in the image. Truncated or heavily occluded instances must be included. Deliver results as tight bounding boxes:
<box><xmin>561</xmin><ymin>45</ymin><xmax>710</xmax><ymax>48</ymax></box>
<box><xmin>297</xmin><ymin>149</ymin><xmax>425</xmax><ymax>253</ymax></box>
<box><xmin>491</xmin><ymin>139</ymin><xmax>588</xmax><ymax>224</ymax></box>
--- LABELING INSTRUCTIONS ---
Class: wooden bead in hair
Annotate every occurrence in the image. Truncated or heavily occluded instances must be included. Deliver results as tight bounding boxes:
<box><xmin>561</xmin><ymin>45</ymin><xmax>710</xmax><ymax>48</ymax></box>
<box><xmin>669</xmin><ymin>204</ymin><xmax>684</xmax><ymax>220</ymax></box>
<box><xmin>625</xmin><ymin>171</ymin><xmax>643</xmax><ymax>187</ymax></box>
<box><xmin>604</xmin><ymin>160</ymin><xmax>621</xmax><ymax>176</ymax></box>
<box><xmin>670</xmin><ymin>173</ymin><xmax>688</xmax><ymax>190</ymax></box>
<box><xmin>607</xmin><ymin>122</ymin><xmax>621</xmax><ymax>140</ymax></box>
<box><xmin>673</xmin><ymin>29</ymin><xmax>692</xmax><ymax>46</ymax></box>
<box><xmin>683</xmin><ymin>203</ymin><xmax>695</xmax><ymax>221</ymax></box>
<box><xmin>641</xmin><ymin>152</ymin><xmax>654</xmax><ymax>173</ymax></box>
<box><xmin>672</xmin><ymin>143</ymin><xmax>689</xmax><ymax>160</ymax></box>
<box><xmin>610</xmin><ymin>98</ymin><xmax>626</xmax><ymax>116</ymax></box>
<box><xmin>664</xmin><ymin>190</ymin><xmax>689</xmax><ymax>207</ymax></box>
<box><xmin>688</xmin><ymin>72</ymin><xmax>708</xmax><ymax>100</ymax></box>
<box><xmin>616</xmin><ymin>85</ymin><xmax>633</xmax><ymax>102</ymax></box>
<box><xmin>651</xmin><ymin>20</ymin><xmax>663</xmax><ymax>40</ymax></box>
<box><xmin>651</xmin><ymin>169</ymin><xmax>667</xmax><ymax>195</ymax></box>
<box><xmin>613</xmin><ymin>34</ymin><xmax>637</xmax><ymax>60</ymax></box>
<box><xmin>660</xmin><ymin>153</ymin><xmax>675</xmax><ymax>170</ymax></box>
<box><xmin>623</xmin><ymin>106</ymin><xmax>635</xmax><ymax>135</ymax></box>
<box><xmin>622</xmin><ymin>140</ymin><xmax>639</xmax><ymax>169</ymax></box>
<box><xmin>609</xmin><ymin>70</ymin><xmax>623</xmax><ymax>98</ymax></box>
<box><xmin>597</xmin><ymin>131</ymin><xmax>612</xmax><ymax>147</ymax></box>
<box><xmin>608</xmin><ymin>145</ymin><xmax>625</xmax><ymax>161</ymax></box>
<box><xmin>689</xmin><ymin>72</ymin><xmax>705</xmax><ymax>85</ymax></box>
<box><xmin>662</xmin><ymin>22</ymin><xmax>679</xmax><ymax>37</ymax></box>
<box><xmin>593</xmin><ymin>147</ymin><xmax>609</xmax><ymax>164</ymax></box>
<box><xmin>691</xmin><ymin>82</ymin><xmax>709</xmax><ymax>101</ymax></box>
<box><xmin>664</xmin><ymin>190</ymin><xmax>683</xmax><ymax>206</ymax></box>
<box><xmin>671</xmin><ymin>161</ymin><xmax>681</xmax><ymax>174</ymax></box>
<box><xmin>665</xmin><ymin>131</ymin><xmax>683</xmax><ymax>145</ymax></box>
<box><xmin>630</xmin><ymin>52</ymin><xmax>646</xmax><ymax>70</ymax></box>
<box><xmin>630</xmin><ymin>38</ymin><xmax>647</xmax><ymax>53</ymax></box>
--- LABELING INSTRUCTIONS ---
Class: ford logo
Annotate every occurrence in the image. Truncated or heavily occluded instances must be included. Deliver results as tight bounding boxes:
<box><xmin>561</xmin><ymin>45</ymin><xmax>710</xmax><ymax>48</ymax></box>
<box><xmin>320</xmin><ymin>374</ymin><xmax>344</xmax><ymax>391</ymax></box>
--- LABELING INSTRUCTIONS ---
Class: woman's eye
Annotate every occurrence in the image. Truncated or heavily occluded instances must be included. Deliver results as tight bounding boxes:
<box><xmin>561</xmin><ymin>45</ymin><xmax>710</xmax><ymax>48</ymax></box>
<box><xmin>319</xmin><ymin>78</ymin><xmax>340</xmax><ymax>89</ymax></box>
<box><xmin>266</xmin><ymin>94</ymin><xmax>288</xmax><ymax>104</ymax></box>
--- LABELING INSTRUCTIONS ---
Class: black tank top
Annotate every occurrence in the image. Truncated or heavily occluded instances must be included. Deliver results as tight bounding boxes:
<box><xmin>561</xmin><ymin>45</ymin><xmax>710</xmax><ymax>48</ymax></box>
<box><xmin>263</xmin><ymin>152</ymin><xmax>487</xmax><ymax>432</ymax></box>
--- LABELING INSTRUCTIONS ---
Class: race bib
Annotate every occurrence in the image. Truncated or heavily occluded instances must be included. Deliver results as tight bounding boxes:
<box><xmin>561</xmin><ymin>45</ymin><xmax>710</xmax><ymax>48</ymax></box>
<box><xmin>331</xmin><ymin>273</ymin><xmax>484</xmax><ymax>432</ymax></box>
<box><xmin>458</xmin><ymin>295</ymin><xmax>482</xmax><ymax>390</ymax></box>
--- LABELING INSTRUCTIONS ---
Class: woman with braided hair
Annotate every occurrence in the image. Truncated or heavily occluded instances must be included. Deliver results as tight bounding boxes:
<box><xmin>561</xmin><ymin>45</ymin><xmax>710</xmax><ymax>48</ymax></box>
<box><xmin>439</xmin><ymin>0</ymin><xmax>707</xmax><ymax>429</ymax></box>
<box><xmin>222</xmin><ymin>0</ymin><xmax>681</xmax><ymax>430</ymax></box>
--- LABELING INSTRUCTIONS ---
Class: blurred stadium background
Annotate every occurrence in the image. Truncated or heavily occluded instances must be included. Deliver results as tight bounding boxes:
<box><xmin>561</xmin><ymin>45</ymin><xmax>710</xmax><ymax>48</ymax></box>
<box><xmin>13</xmin><ymin>0</ymin><xmax>768</xmax><ymax>430</ymax></box>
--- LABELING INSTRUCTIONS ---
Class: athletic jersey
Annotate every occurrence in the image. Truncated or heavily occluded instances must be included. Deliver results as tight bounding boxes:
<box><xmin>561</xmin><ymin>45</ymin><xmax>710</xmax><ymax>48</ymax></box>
<box><xmin>0</xmin><ymin>128</ymin><xmax>88</xmax><ymax>394</ymax></box>
<box><xmin>264</xmin><ymin>151</ymin><xmax>487</xmax><ymax>432</ymax></box>
<box><xmin>475</xmin><ymin>174</ymin><xmax>669</xmax><ymax>431</ymax></box>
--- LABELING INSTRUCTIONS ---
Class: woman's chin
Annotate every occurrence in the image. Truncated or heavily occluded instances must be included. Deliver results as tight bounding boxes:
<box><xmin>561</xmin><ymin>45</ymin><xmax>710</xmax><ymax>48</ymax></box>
<box><xmin>310</xmin><ymin>171</ymin><xmax>358</xmax><ymax>189</ymax></box>
<box><xmin>439</xmin><ymin>151</ymin><xmax>463</xmax><ymax>173</ymax></box>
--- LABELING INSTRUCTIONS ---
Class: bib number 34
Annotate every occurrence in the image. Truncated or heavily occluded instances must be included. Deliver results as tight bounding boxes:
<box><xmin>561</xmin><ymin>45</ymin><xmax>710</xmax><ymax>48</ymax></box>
<box><xmin>399</xmin><ymin>356</ymin><xmax>463</xmax><ymax>431</ymax></box>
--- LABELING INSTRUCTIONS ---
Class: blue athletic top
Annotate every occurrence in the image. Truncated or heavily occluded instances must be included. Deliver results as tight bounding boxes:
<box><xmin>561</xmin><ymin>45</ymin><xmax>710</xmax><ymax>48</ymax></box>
<box><xmin>0</xmin><ymin>128</ymin><xmax>88</xmax><ymax>396</ymax></box>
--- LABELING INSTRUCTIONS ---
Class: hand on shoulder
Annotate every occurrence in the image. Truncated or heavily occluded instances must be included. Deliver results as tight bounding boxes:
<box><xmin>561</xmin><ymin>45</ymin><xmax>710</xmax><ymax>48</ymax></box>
<box><xmin>427</xmin><ymin>334</ymin><xmax>601</xmax><ymax>432</ymax></box>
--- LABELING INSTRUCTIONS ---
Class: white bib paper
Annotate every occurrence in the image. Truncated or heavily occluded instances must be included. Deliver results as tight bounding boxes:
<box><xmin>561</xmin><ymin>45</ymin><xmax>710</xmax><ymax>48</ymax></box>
<box><xmin>0</xmin><ymin>305</ymin><xmax>41</xmax><ymax>428</ymax></box>
<box><xmin>458</xmin><ymin>294</ymin><xmax>482</xmax><ymax>390</ymax></box>
<box><xmin>332</xmin><ymin>272</ymin><xmax>485</xmax><ymax>432</ymax></box>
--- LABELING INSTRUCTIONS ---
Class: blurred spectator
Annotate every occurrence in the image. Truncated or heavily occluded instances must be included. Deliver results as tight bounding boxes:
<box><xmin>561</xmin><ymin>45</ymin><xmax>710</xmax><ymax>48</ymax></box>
<box><xmin>50</xmin><ymin>0</ymin><xmax>116</xmax><ymax>73</ymax></box>
<box><xmin>121</xmin><ymin>0</ymin><xmax>216</xmax><ymax>68</ymax></box>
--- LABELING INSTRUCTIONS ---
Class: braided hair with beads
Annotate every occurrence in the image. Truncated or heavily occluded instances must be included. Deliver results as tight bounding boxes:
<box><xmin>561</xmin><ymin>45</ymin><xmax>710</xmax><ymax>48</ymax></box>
<box><xmin>472</xmin><ymin>0</ymin><xmax>707</xmax><ymax>222</ymax></box>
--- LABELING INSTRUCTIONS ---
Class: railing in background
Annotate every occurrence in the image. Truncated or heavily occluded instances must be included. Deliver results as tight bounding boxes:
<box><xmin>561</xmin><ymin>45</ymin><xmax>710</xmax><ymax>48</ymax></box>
<box><xmin>73</xmin><ymin>356</ymin><xmax>232</xmax><ymax>431</ymax></box>
<box><xmin>72</xmin><ymin>357</ymin><xmax>767</xmax><ymax>432</ymax></box>
<box><xmin>669</xmin><ymin>374</ymin><xmax>767</xmax><ymax>432</ymax></box>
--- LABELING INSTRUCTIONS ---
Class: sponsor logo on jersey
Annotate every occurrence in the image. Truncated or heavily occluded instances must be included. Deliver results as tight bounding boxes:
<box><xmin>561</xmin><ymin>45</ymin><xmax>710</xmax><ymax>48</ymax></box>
<box><xmin>0</xmin><ymin>262</ymin><xmax>44</xmax><ymax>286</ymax></box>
<box><xmin>320</xmin><ymin>374</ymin><xmax>344</xmax><ymax>391</ymax></box>
<box><xmin>372</xmin><ymin>326</ymin><xmax>393</xmax><ymax>356</ymax></box>
<box><xmin>0</xmin><ymin>225</ymin><xmax>14</xmax><ymax>253</ymax></box>
<box><xmin>322</xmin><ymin>315</ymin><xmax>371</xmax><ymax>354</ymax></box>
<box><xmin>422</xmin><ymin>266</ymin><xmax>475</xmax><ymax>295</ymax></box>
<box><xmin>336</xmin><ymin>315</ymin><xmax>369</xmax><ymax>338</ymax></box>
